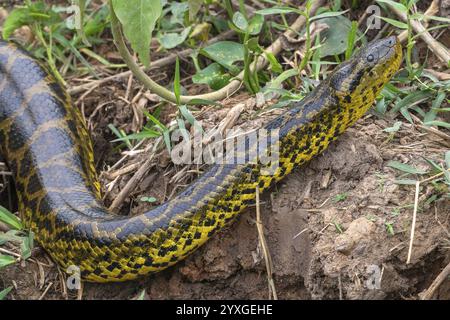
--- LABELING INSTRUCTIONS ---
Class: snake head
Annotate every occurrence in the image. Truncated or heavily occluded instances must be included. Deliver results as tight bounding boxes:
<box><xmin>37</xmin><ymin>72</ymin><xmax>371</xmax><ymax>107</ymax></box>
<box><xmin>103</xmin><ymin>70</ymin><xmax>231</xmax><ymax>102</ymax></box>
<box><xmin>330</xmin><ymin>36</ymin><xmax>402</xmax><ymax>97</ymax></box>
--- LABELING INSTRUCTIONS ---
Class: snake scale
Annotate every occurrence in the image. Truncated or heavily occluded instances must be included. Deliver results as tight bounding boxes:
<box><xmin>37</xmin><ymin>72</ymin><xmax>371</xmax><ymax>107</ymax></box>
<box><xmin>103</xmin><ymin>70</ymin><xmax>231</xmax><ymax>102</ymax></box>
<box><xmin>0</xmin><ymin>36</ymin><xmax>401</xmax><ymax>282</ymax></box>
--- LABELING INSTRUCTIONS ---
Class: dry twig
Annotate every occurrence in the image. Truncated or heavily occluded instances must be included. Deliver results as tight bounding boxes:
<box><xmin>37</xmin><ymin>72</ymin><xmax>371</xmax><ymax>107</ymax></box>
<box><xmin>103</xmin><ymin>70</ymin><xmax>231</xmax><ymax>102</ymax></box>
<box><xmin>255</xmin><ymin>187</ymin><xmax>278</xmax><ymax>300</ymax></box>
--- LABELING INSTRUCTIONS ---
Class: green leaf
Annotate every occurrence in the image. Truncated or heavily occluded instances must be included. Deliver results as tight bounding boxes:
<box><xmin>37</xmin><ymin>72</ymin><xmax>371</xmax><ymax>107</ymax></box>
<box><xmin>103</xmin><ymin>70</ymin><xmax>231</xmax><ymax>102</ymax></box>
<box><xmin>248</xmin><ymin>14</ymin><xmax>264</xmax><ymax>35</ymax></box>
<box><xmin>232</xmin><ymin>12</ymin><xmax>248</xmax><ymax>31</ymax></box>
<box><xmin>143</xmin><ymin>110</ymin><xmax>167</xmax><ymax>131</ymax></box>
<box><xmin>187</xmin><ymin>99</ymin><xmax>223</xmax><ymax>107</ymax></box>
<box><xmin>111</xmin><ymin>129</ymin><xmax>161</xmax><ymax>142</ymax></box>
<box><xmin>445</xmin><ymin>151</ymin><xmax>450</xmax><ymax>169</ymax></box>
<box><xmin>179</xmin><ymin>105</ymin><xmax>202</xmax><ymax>133</ymax></box>
<box><xmin>432</xmin><ymin>91</ymin><xmax>447</xmax><ymax>110</ymax></box>
<box><xmin>20</xmin><ymin>231</ymin><xmax>34</xmax><ymax>260</ymax></box>
<box><xmin>140</xmin><ymin>196</ymin><xmax>157</xmax><ymax>203</ymax></box>
<box><xmin>168</xmin><ymin>1</ymin><xmax>189</xmax><ymax>26</ymax></box>
<box><xmin>0</xmin><ymin>286</ymin><xmax>13</xmax><ymax>300</ymax></box>
<box><xmin>390</xmin><ymin>90</ymin><xmax>433</xmax><ymax>114</ymax></box>
<box><xmin>200</xmin><ymin>41</ymin><xmax>245</xmax><ymax>72</ymax></box>
<box><xmin>319</xmin><ymin>16</ymin><xmax>364</xmax><ymax>58</ymax></box>
<box><xmin>375</xmin><ymin>97</ymin><xmax>387</xmax><ymax>114</ymax></box>
<box><xmin>192</xmin><ymin>63</ymin><xmax>231</xmax><ymax>90</ymax></box>
<box><xmin>3</xmin><ymin>3</ymin><xmax>60</xmax><ymax>39</ymax></box>
<box><xmin>383</xmin><ymin>121</ymin><xmax>402</xmax><ymax>133</ymax></box>
<box><xmin>188</xmin><ymin>0</ymin><xmax>203</xmax><ymax>21</ymax></box>
<box><xmin>394</xmin><ymin>179</ymin><xmax>418</xmax><ymax>185</ymax></box>
<box><xmin>379</xmin><ymin>16</ymin><xmax>409</xmax><ymax>29</ymax></box>
<box><xmin>424</xmin><ymin>121</ymin><xmax>450</xmax><ymax>129</ymax></box>
<box><xmin>263</xmin><ymin>68</ymin><xmax>299</xmax><ymax>93</ymax></box>
<box><xmin>255</xmin><ymin>7</ymin><xmax>300</xmax><ymax>15</ymax></box>
<box><xmin>376</xmin><ymin>0</ymin><xmax>408</xmax><ymax>13</ymax></box>
<box><xmin>174</xmin><ymin>57</ymin><xmax>181</xmax><ymax>105</ymax></box>
<box><xmin>310</xmin><ymin>10</ymin><xmax>349</xmax><ymax>22</ymax></box>
<box><xmin>0</xmin><ymin>230</ymin><xmax>24</xmax><ymax>245</ymax></box>
<box><xmin>345</xmin><ymin>21</ymin><xmax>358</xmax><ymax>60</ymax></box>
<box><xmin>411</xmin><ymin>13</ymin><xmax>450</xmax><ymax>23</ymax></box>
<box><xmin>400</xmin><ymin>107</ymin><xmax>413</xmax><ymax>124</ymax></box>
<box><xmin>0</xmin><ymin>254</ymin><xmax>16</xmax><ymax>268</ymax></box>
<box><xmin>265</xmin><ymin>52</ymin><xmax>283</xmax><ymax>73</ymax></box>
<box><xmin>158</xmin><ymin>27</ymin><xmax>191</xmax><ymax>49</ymax></box>
<box><xmin>112</xmin><ymin>0</ymin><xmax>162</xmax><ymax>67</ymax></box>
<box><xmin>2</xmin><ymin>7</ymin><xmax>29</xmax><ymax>39</ymax></box>
<box><xmin>387</xmin><ymin>161</ymin><xmax>427</xmax><ymax>175</ymax></box>
<box><xmin>136</xmin><ymin>289</ymin><xmax>147</xmax><ymax>300</ymax></box>
<box><xmin>0</xmin><ymin>206</ymin><xmax>22</xmax><ymax>230</ymax></box>
<box><xmin>312</xmin><ymin>33</ymin><xmax>321</xmax><ymax>80</ymax></box>
<box><xmin>108</xmin><ymin>124</ymin><xmax>132</xmax><ymax>148</ymax></box>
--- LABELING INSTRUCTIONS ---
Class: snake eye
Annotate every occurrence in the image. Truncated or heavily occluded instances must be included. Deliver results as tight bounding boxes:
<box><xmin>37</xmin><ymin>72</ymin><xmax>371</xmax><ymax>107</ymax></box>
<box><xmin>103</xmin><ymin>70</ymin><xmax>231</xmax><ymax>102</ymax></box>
<box><xmin>367</xmin><ymin>54</ymin><xmax>374</xmax><ymax>62</ymax></box>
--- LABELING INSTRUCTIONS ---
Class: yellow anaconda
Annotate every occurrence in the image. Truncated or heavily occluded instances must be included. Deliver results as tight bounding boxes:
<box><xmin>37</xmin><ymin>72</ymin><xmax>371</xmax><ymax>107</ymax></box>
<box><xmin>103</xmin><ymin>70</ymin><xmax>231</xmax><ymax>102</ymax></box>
<box><xmin>0</xmin><ymin>37</ymin><xmax>402</xmax><ymax>282</ymax></box>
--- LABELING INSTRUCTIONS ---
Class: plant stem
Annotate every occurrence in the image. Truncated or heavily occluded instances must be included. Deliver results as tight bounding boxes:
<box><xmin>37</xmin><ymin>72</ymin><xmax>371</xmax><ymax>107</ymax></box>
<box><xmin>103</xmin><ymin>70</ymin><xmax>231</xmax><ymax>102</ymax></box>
<box><xmin>108</xmin><ymin>0</ymin><xmax>325</xmax><ymax>104</ymax></box>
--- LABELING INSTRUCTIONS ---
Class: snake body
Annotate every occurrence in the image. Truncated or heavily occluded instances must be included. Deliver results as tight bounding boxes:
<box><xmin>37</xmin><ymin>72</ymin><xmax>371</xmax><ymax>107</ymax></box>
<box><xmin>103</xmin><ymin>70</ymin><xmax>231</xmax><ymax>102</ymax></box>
<box><xmin>0</xmin><ymin>37</ymin><xmax>401</xmax><ymax>282</ymax></box>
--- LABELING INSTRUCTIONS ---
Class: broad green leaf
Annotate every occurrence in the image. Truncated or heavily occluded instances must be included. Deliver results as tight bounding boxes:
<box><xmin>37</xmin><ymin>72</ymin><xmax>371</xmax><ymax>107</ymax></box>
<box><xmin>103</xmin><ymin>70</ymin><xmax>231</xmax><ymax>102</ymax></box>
<box><xmin>188</xmin><ymin>0</ymin><xmax>203</xmax><ymax>21</ymax></box>
<box><xmin>192</xmin><ymin>63</ymin><xmax>231</xmax><ymax>90</ymax></box>
<box><xmin>112</xmin><ymin>0</ymin><xmax>162</xmax><ymax>67</ymax></box>
<box><xmin>0</xmin><ymin>206</ymin><xmax>22</xmax><ymax>230</ymax></box>
<box><xmin>200</xmin><ymin>41</ymin><xmax>245</xmax><ymax>72</ymax></box>
<box><xmin>158</xmin><ymin>27</ymin><xmax>191</xmax><ymax>49</ymax></box>
<box><xmin>248</xmin><ymin>14</ymin><xmax>264</xmax><ymax>35</ymax></box>
<box><xmin>232</xmin><ymin>12</ymin><xmax>248</xmax><ymax>31</ymax></box>
<box><xmin>387</xmin><ymin>161</ymin><xmax>427</xmax><ymax>175</ymax></box>
<box><xmin>0</xmin><ymin>286</ymin><xmax>13</xmax><ymax>300</ymax></box>
<box><xmin>0</xmin><ymin>254</ymin><xmax>16</xmax><ymax>268</ymax></box>
<box><xmin>319</xmin><ymin>16</ymin><xmax>363</xmax><ymax>58</ymax></box>
<box><xmin>168</xmin><ymin>1</ymin><xmax>189</xmax><ymax>26</ymax></box>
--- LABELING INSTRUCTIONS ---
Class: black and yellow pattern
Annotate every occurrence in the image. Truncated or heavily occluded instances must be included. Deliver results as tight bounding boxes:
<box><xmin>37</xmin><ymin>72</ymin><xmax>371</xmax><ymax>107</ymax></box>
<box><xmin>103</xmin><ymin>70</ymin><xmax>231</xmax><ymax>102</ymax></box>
<box><xmin>0</xmin><ymin>37</ymin><xmax>402</xmax><ymax>282</ymax></box>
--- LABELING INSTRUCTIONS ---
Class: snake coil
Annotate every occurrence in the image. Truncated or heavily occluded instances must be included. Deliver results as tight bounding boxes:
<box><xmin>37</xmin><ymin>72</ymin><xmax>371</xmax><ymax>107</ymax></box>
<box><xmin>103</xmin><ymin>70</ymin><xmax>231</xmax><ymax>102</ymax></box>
<box><xmin>0</xmin><ymin>37</ymin><xmax>401</xmax><ymax>282</ymax></box>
